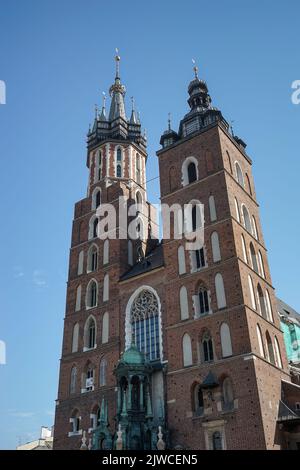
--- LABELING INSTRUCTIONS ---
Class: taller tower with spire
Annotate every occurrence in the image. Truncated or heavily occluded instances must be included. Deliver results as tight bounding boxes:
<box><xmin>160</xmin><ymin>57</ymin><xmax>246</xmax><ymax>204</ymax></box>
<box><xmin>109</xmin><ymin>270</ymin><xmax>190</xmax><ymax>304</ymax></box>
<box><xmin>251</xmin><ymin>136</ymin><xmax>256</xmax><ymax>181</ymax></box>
<box><xmin>53</xmin><ymin>53</ymin><xmax>160</xmax><ymax>450</ymax></box>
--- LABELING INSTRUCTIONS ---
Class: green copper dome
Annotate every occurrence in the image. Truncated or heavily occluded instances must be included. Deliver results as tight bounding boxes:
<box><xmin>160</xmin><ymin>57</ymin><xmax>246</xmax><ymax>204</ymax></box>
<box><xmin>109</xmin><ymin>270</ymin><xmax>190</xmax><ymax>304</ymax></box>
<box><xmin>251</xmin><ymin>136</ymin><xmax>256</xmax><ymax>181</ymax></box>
<box><xmin>121</xmin><ymin>344</ymin><xmax>147</xmax><ymax>365</ymax></box>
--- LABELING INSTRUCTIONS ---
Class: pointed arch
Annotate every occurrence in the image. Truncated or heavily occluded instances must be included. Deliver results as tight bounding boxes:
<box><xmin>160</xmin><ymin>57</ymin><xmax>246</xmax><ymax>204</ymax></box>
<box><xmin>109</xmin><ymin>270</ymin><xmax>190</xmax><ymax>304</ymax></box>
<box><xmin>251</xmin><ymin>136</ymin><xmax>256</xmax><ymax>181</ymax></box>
<box><xmin>89</xmin><ymin>215</ymin><xmax>99</xmax><ymax>240</ymax></box>
<box><xmin>103</xmin><ymin>273</ymin><xmax>109</xmax><ymax>302</ymax></box>
<box><xmin>241</xmin><ymin>204</ymin><xmax>252</xmax><ymax>233</ymax></box>
<box><xmin>99</xmin><ymin>357</ymin><xmax>107</xmax><ymax>386</ymax></box>
<box><xmin>220</xmin><ymin>323</ymin><xmax>232</xmax><ymax>357</ymax></box>
<box><xmin>226</xmin><ymin>151</ymin><xmax>233</xmax><ymax>174</ymax></box>
<box><xmin>193</xmin><ymin>282</ymin><xmax>210</xmax><ymax>317</ymax></box>
<box><xmin>215</xmin><ymin>273</ymin><xmax>227</xmax><ymax>309</ymax></box>
<box><xmin>103</xmin><ymin>239</ymin><xmax>109</xmax><ymax>265</ymax></box>
<box><xmin>266</xmin><ymin>331</ymin><xmax>275</xmax><ymax>365</ymax></box>
<box><xmin>92</xmin><ymin>187</ymin><xmax>101</xmax><ymax>210</ymax></box>
<box><xmin>265</xmin><ymin>289</ymin><xmax>274</xmax><ymax>323</ymax></box>
<box><xmin>250</xmin><ymin>242</ymin><xmax>259</xmax><ymax>273</ymax></box>
<box><xmin>257</xmin><ymin>283</ymin><xmax>267</xmax><ymax>319</ymax></box>
<box><xmin>182</xmin><ymin>333</ymin><xmax>193</xmax><ymax>367</ymax></box>
<box><xmin>180</xmin><ymin>286</ymin><xmax>189</xmax><ymax>320</ymax></box>
<box><xmin>258</xmin><ymin>250</ymin><xmax>265</xmax><ymax>278</ymax></box>
<box><xmin>209</xmin><ymin>195</ymin><xmax>217</xmax><ymax>222</ymax></box>
<box><xmin>102</xmin><ymin>312</ymin><xmax>109</xmax><ymax>344</ymax></box>
<box><xmin>248</xmin><ymin>275</ymin><xmax>256</xmax><ymax>310</ymax></box>
<box><xmin>252</xmin><ymin>216</ymin><xmax>258</xmax><ymax>240</ymax></box>
<box><xmin>241</xmin><ymin>234</ymin><xmax>248</xmax><ymax>263</ymax></box>
<box><xmin>256</xmin><ymin>324</ymin><xmax>266</xmax><ymax>358</ymax></box>
<box><xmin>70</xmin><ymin>366</ymin><xmax>77</xmax><ymax>394</ymax></box>
<box><xmin>178</xmin><ymin>245</ymin><xmax>186</xmax><ymax>275</ymax></box>
<box><xmin>222</xmin><ymin>376</ymin><xmax>234</xmax><ymax>409</ymax></box>
<box><xmin>78</xmin><ymin>250</ymin><xmax>84</xmax><ymax>275</ymax></box>
<box><xmin>200</xmin><ymin>329</ymin><xmax>214</xmax><ymax>363</ymax></box>
<box><xmin>83</xmin><ymin>315</ymin><xmax>97</xmax><ymax>351</ymax></box>
<box><xmin>86</xmin><ymin>279</ymin><xmax>98</xmax><ymax>309</ymax></box>
<box><xmin>234</xmin><ymin>198</ymin><xmax>240</xmax><ymax>222</ymax></box>
<box><xmin>245</xmin><ymin>173</ymin><xmax>252</xmax><ymax>195</ymax></box>
<box><xmin>75</xmin><ymin>285</ymin><xmax>82</xmax><ymax>312</ymax></box>
<box><xmin>182</xmin><ymin>156</ymin><xmax>199</xmax><ymax>186</ymax></box>
<box><xmin>116</xmin><ymin>146</ymin><xmax>123</xmax><ymax>177</ymax></box>
<box><xmin>72</xmin><ymin>323</ymin><xmax>79</xmax><ymax>353</ymax></box>
<box><xmin>87</xmin><ymin>243</ymin><xmax>98</xmax><ymax>272</ymax></box>
<box><xmin>211</xmin><ymin>231</ymin><xmax>221</xmax><ymax>262</ymax></box>
<box><xmin>274</xmin><ymin>336</ymin><xmax>282</xmax><ymax>368</ymax></box>
<box><xmin>235</xmin><ymin>161</ymin><xmax>244</xmax><ymax>187</ymax></box>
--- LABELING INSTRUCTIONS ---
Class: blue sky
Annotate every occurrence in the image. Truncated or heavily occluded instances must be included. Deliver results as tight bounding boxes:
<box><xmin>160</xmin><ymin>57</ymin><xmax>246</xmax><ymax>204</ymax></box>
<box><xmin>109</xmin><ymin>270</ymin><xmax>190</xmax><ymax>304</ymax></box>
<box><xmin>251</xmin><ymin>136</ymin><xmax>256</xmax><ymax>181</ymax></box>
<box><xmin>0</xmin><ymin>0</ymin><xmax>299</xmax><ymax>449</ymax></box>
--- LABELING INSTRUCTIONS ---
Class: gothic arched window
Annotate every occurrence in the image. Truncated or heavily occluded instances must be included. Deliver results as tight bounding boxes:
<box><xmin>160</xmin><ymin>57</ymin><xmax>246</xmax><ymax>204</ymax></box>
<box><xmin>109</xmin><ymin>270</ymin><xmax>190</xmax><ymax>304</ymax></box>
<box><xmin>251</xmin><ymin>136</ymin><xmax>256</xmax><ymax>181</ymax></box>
<box><xmin>136</xmin><ymin>154</ymin><xmax>141</xmax><ymax>184</ymax></box>
<box><xmin>87</xmin><ymin>244</ymin><xmax>98</xmax><ymax>272</ymax></box>
<box><xmin>235</xmin><ymin>161</ymin><xmax>244</xmax><ymax>187</ymax></box>
<box><xmin>187</xmin><ymin>162</ymin><xmax>197</xmax><ymax>183</ymax></box>
<box><xmin>130</xmin><ymin>290</ymin><xmax>160</xmax><ymax>361</ymax></box>
<box><xmin>70</xmin><ymin>366</ymin><xmax>77</xmax><ymax>395</ymax></box>
<box><xmin>116</xmin><ymin>147</ymin><xmax>122</xmax><ymax>177</ymax></box>
<box><xmin>86</xmin><ymin>280</ymin><xmax>98</xmax><ymax>308</ymax></box>
<box><xmin>201</xmin><ymin>331</ymin><xmax>214</xmax><ymax>362</ymax></box>
<box><xmin>99</xmin><ymin>357</ymin><xmax>107</xmax><ymax>386</ymax></box>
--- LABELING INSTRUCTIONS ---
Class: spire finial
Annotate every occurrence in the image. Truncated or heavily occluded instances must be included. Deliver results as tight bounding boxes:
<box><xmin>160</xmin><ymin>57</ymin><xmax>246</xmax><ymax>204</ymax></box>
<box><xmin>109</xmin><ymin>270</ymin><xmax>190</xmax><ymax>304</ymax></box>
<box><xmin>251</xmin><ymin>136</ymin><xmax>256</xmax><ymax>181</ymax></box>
<box><xmin>115</xmin><ymin>48</ymin><xmax>121</xmax><ymax>79</ymax></box>
<box><xmin>131</xmin><ymin>96</ymin><xmax>135</xmax><ymax>111</ymax></box>
<box><xmin>102</xmin><ymin>92</ymin><xmax>106</xmax><ymax>110</ymax></box>
<box><xmin>192</xmin><ymin>58</ymin><xmax>199</xmax><ymax>79</ymax></box>
<box><xmin>168</xmin><ymin>112</ymin><xmax>171</xmax><ymax>131</ymax></box>
<box><xmin>230</xmin><ymin>119</ymin><xmax>235</xmax><ymax>136</ymax></box>
<box><xmin>94</xmin><ymin>104</ymin><xmax>98</xmax><ymax>118</ymax></box>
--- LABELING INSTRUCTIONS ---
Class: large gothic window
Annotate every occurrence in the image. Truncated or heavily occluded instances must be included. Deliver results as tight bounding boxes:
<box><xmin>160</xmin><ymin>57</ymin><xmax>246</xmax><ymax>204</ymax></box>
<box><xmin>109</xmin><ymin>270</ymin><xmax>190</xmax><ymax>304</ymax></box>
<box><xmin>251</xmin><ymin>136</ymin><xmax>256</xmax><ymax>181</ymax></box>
<box><xmin>187</xmin><ymin>162</ymin><xmax>197</xmax><ymax>183</ymax></box>
<box><xmin>116</xmin><ymin>147</ymin><xmax>122</xmax><ymax>177</ymax></box>
<box><xmin>130</xmin><ymin>290</ymin><xmax>160</xmax><ymax>361</ymax></box>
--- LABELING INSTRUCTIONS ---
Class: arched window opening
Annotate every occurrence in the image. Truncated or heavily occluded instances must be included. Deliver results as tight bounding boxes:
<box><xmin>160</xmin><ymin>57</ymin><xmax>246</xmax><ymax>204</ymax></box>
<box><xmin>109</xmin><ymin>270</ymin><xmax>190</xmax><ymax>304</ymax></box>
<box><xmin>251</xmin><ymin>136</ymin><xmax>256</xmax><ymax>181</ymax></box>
<box><xmin>188</xmin><ymin>162</ymin><xmax>197</xmax><ymax>183</ymax></box>
<box><xmin>75</xmin><ymin>285</ymin><xmax>82</xmax><ymax>312</ymax></box>
<box><xmin>248</xmin><ymin>275</ymin><xmax>256</xmax><ymax>310</ymax></box>
<box><xmin>195</xmin><ymin>286</ymin><xmax>210</xmax><ymax>316</ymax></box>
<box><xmin>209</xmin><ymin>195</ymin><xmax>217</xmax><ymax>222</ymax></box>
<box><xmin>202</xmin><ymin>331</ymin><xmax>214</xmax><ymax>362</ymax></box>
<box><xmin>182</xmin><ymin>333</ymin><xmax>193</xmax><ymax>367</ymax></box>
<box><xmin>102</xmin><ymin>312</ymin><xmax>109</xmax><ymax>344</ymax></box>
<box><xmin>78</xmin><ymin>250</ymin><xmax>84</xmax><ymax>275</ymax></box>
<box><xmin>256</xmin><ymin>324</ymin><xmax>266</xmax><ymax>358</ymax></box>
<box><xmin>234</xmin><ymin>198</ymin><xmax>240</xmax><ymax>222</ymax></box>
<box><xmin>136</xmin><ymin>154</ymin><xmax>141</xmax><ymax>184</ymax></box>
<box><xmin>93</xmin><ymin>218</ymin><xmax>99</xmax><ymax>238</ymax></box>
<box><xmin>180</xmin><ymin>286</ymin><xmax>189</xmax><ymax>320</ymax></box>
<box><xmin>95</xmin><ymin>190</ymin><xmax>101</xmax><ymax>208</ymax></box>
<box><xmin>222</xmin><ymin>377</ymin><xmax>234</xmax><ymax>411</ymax></box>
<box><xmin>87</xmin><ymin>244</ymin><xmax>98</xmax><ymax>272</ymax></box>
<box><xmin>274</xmin><ymin>336</ymin><xmax>283</xmax><ymax>368</ymax></box>
<box><xmin>193</xmin><ymin>383</ymin><xmax>204</xmax><ymax>416</ymax></box>
<box><xmin>235</xmin><ymin>161</ymin><xmax>244</xmax><ymax>187</ymax></box>
<box><xmin>258</xmin><ymin>251</ymin><xmax>265</xmax><ymax>278</ymax></box>
<box><xmin>85</xmin><ymin>365</ymin><xmax>95</xmax><ymax>392</ymax></box>
<box><xmin>85</xmin><ymin>317</ymin><xmax>96</xmax><ymax>350</ymax></box>
<box><xmin>178</xmin><ymin>245</ymin><xmax>186</xmax><ymax>275</ymax></box>
<box><xmin>211</xmin><ymin>231</ymin><xmax>221</xmax><ymax>262</ymax></box>
<box><xmin>252</xmin><ymin>216</ymin><xmax>258</xmax><ymax>240</ymax></box>
<box><xmin>257</xmin><ymin>284</ymin><xmax>267</xmax><ymax>319</ymax></box>
<box><xmin>116</xmin><ymin>147</ymin><xmax>122</xmax><ymax>178</ymax></box>
<box><xmin>86</xmin><ymin>280</ymin><xmax>97</xmax><ymax>308</ymax></box>
<box><xmin>241</xmin><ymin>234</ymin><xmax>248</xmax><ymax>263</ymax></box>
<box><xmin>191</xmin><ymin>204</ymin><xmax>202</xmax><ymax>232</ymax></box>
<box><xmin>215</xmin><ymin>273</ymin><xmax>227</xmax><ymax>309</ymax></box>
<box><xmin>130</xmin><ymin>290</ymin><xmax>161</xmax><ymax>361</ymax></box>
<box><xmin>103</xmin><ymin>239</ymin><xmax>109</xmax><ymax>265</ymax></box>
<box><xmin>242</xmin><ymin>205</ymin><xmax>252</xmax><ymax>233</ymax></box>
<box><xmin>220</xmin><ymin>323</ymin><xmax>232</xmax><ymax>358</ymax></box>
<box><xmin>99</xmin><ymin>358</ymin><xmax>107</xmax><ymax>386</ymax></box>
<box><xmin>265</xmin><ymin>290</ymin><xmax>274</xmax><ymax>323</ymax></box>
<box><xmin>250</xmin><ymin>243</ymin><xmax>259</xmax><ymax>273</ymax></box>
<box><xmin>72</xmin><ymin>323</ymin><xmax>79</xmax><ymax>353</ymax></box>
<box><xmin>103</xmin><ymin>274</ymin><xmax>109</xmax><ymax>302</ymax></box>
<box><xmin>70</xmin><ymin>367</ymin><xmax>77</xmax><ymax>394</ymax></box>
<box><xmin>266</xmin><ymin>331</ymin><xmax>275</xmax><ymax>365</ymax></box>
<box><xmin>70</xmin><ymin>410</ymin><xmax>81</xmax><ymax>434</ymax></box>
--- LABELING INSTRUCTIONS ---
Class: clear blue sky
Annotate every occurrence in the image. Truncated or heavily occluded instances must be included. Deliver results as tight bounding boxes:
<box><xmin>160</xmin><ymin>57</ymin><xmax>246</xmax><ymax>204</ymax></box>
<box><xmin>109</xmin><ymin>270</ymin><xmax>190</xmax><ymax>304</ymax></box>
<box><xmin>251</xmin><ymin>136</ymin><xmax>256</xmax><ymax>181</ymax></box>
<box><xmin>0</xmin><ymin>0</ymin><xmax>299</xmax><ymax>449</ymax></box>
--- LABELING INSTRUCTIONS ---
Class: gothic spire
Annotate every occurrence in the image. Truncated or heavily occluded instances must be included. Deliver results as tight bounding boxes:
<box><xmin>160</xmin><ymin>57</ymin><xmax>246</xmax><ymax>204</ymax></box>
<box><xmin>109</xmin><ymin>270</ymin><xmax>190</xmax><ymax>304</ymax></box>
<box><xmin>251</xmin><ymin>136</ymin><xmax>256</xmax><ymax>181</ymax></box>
<box><xmin>109</xmin><ymin>49</ymin><xmax>127</xmax><ymax>121</ymax></box>
<box><xmin>99</xmin><ymin>92</ymin><xmax>107</xmax><ymax>121</ymax></box>
<box><xmin>130</xmin><ymin>96</ymin><xmax>138</xmax><ymax>124</ymax></box>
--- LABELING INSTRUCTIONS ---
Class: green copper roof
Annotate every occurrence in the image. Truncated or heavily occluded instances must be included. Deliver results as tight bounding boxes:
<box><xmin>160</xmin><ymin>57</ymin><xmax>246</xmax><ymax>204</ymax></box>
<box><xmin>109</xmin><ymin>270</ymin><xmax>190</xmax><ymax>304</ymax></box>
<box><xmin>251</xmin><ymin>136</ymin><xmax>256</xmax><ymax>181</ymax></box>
<box><xmin>121</xmin><ymin>344</ymin><xmax>147</xmax><ymax>365</ymax></box>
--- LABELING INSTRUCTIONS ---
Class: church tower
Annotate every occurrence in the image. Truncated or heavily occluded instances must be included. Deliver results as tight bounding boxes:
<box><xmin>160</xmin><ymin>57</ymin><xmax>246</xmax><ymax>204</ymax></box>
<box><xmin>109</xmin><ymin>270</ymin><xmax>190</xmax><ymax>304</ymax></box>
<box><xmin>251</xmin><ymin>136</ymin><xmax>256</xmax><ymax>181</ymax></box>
<box><xmin>157</xmin><ymin>63</ymin><xmax>290</xmax><ymax>449</ymax></box>
<box><xmin>53</xmin><ymin>54</ymin><xmax>160</xmax><ymax>450</ymax></box>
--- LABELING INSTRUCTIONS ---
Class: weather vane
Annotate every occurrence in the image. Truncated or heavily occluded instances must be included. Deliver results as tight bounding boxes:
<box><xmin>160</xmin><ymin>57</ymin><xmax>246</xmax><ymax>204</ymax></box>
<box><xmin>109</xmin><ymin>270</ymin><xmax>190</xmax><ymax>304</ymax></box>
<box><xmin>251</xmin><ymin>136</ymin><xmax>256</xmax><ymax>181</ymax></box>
<box><xmin>168</xmin><ymin>112</ymin><xmax>171</xmax><ymax>131</ymax></box>
<box><xmin>192</xmin><ymin>58</ymin><xmax>199</xmax><ymax>78</ymax></box>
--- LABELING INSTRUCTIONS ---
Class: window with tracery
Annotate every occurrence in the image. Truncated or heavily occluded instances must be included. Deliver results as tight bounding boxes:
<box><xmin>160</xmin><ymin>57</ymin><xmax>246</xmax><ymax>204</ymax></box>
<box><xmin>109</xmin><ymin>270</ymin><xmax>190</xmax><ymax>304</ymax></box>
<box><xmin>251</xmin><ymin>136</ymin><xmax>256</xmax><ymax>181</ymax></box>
<box><xmin>131</xmin><ymin>290</ymin><xmax>160</xmax><ymax>361</ymax></box>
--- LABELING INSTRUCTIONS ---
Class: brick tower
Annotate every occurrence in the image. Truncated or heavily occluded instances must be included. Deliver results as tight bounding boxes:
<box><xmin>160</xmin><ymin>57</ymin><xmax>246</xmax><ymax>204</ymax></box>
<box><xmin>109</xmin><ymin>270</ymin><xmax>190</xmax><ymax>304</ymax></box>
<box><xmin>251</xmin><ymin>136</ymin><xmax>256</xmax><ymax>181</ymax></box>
<box><xmin>54</xmin><ymin>58</ymin><xmax>300</xmax><ymax>450</ymax></box>
<box><xmin>156</xmin><ymin>63</ymin><xmax>291</xmax><ymax>450</ymax></box>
